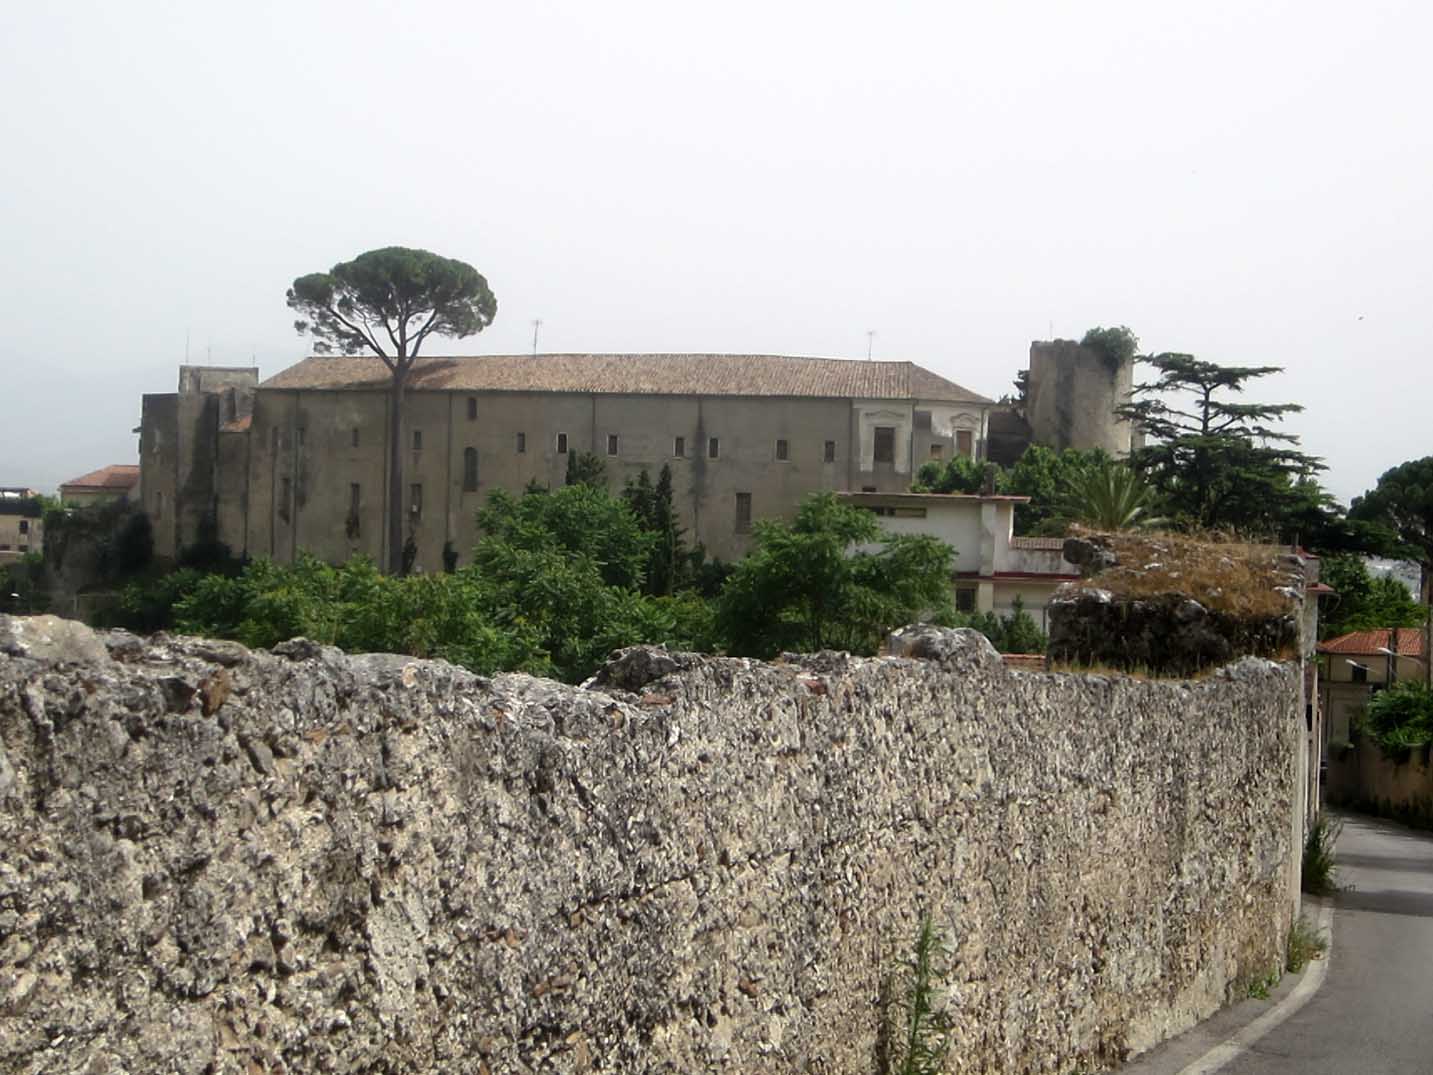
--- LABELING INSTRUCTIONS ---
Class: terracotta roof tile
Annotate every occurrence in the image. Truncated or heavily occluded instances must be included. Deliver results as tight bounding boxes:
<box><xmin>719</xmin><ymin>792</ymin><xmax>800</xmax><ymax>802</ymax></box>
<box><xmin>1009</xmin><ymin>536</ymin><xmax>1067</xmax><ymax>551</ymax></box>
<box><xmin>260</xmin><ymin>354</ymin><xmax>994</xmax><ymax>404</ymax></box>
<box><xmin>1317</xmin><ymin>628</ymin><xmax>1426</xmax><ymax>658</ymax></box>
<box><xmin>59</xmin><ymin>465</ymin><xmax>140</xmax><ymax>492</ymax></box>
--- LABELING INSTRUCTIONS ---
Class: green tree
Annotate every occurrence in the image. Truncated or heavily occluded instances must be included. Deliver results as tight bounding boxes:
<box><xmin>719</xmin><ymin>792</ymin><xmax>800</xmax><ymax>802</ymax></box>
<box><xmin>716</xmin><ymin>492</ymin><xmax>953</xmax><ymax>657</ymax></box>
<box><xmin>1318</xmin><ymin>555</ymin><xmax>1427</xmax><ymax>638</ymax></box>
<box><xmin>478</xmin><ymin>485</ymin><xmax>650</xmax><ymax>590</ymax></box>
<box><xmin>1351</xmin><ymin>458</ymin><xmax>1433</xmax><ymax>578</ymax></box>
<box><xmin>1080</xmin><ymin>325</ymin><xmax>1139</xmax><ymax>370</ymax></box>
<box><xmin>288</xmin><ymin>247</ymin><xmax>496</xmax><ymax>573</ymax></box>
<box><xmin>564</xmin><ymin>450</ymin><xmax>607</xmax><ymax>489</ymax></box>
<box><xmin>1061</xmin><ymin>461</ymin><xmax>1163</xmax><ymax>531</ymax></box>
<box><xmin>1362</xmin><ymin>681</ymin><xmax>1433</xmax><ymax>752</ymax></box>
<box><xmin>623</xmin><ymin>465</ymin><xmax>686</xmax><ymax>595</ymax></box>
<box><xmin>1118</xmin><ymin>353</ymin><xmax>1323</xmax><ymax>533</ymax></box>
<box><xmin>912</xmin><ymin>455</ymin><xmax>984</xmax><ymax>495</ymax></box>
<box><xmin>998</xmin><ymin>445</ymin><xmax>1112</xmax><ymax>535</ymax></box>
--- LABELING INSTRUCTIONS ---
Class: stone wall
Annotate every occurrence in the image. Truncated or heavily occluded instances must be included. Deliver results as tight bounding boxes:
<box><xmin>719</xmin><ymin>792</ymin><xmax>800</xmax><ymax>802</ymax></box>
<box><xmin>1327</xmin><ymin>743</ymin><xmax>1433</xmax><ymax>828</ymax></box>
<box><xmin>0</xmin><ymin>618</ymin><xmax>1301</xmax><ymax>1074</ymax></box>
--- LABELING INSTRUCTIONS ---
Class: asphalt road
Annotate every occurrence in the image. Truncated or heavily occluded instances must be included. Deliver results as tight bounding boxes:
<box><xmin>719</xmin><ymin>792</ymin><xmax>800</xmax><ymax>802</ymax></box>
<box><xmin>1123</xmin><ymin>812</ymin><xmax>1433</xmax><ymax>1075</ymax></box>
<box><xmin>1219</xmin><ymin>812</ymin><xmax>1433</xmax><ymax>1074</ymax></box>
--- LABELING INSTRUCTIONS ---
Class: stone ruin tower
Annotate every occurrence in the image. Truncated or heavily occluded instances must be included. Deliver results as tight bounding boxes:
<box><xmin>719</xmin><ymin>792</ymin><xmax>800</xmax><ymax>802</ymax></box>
<box><xmin>1025</xmin><ymin>339</ymin><xmax>1135</xmax><ymax>457</ymax></box>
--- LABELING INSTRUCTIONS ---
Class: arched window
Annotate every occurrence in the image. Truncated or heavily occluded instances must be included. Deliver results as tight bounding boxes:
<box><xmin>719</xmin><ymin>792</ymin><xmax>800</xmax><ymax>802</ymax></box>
<box><xmin>463</xmin><ymin>447</ymin><xmax>479</xmax><ymax>492</ymax></box>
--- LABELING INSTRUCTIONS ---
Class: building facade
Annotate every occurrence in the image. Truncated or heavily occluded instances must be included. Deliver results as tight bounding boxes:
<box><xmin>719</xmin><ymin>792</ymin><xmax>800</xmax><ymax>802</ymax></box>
<box><xmin>58</xmin><ymin>465</ymin><xmax>141</xmax><ymax>507</ymax></box>
<box><xmin>140</xmin><ymin>355</ymin><xmax>994</xmax><ymax>569</ymax></box>
<box><xmin>842</xmin><ymin>491</ymin><xmax>1078</xmax><ymax>628</ymax></box>
<box><xmin>0</xmin><ymin>488</ymin><xmax>43</xmax><ymax>565</ymax></box>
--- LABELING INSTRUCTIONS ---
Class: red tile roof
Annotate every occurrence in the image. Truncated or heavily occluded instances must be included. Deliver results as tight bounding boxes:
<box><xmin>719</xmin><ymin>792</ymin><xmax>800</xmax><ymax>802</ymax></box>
<box><xmin>261</xmin><ymin>354</ymin><xmax>995</xmax><ymax>404</ymax></box>
<box><xmin>1002</xmin><ymin>653</ymin><xmax>1048</xmax><ymax>671</ymax></box>
<box><xmin>1010</xmin><ymin>536</ymin><xmax>1067</xmax><ymax>551</ymax></box>
<box><xmin>1317</xmin><ymin>628</ymin><xmax>1426</xmax><ymax>658</ymax></box>
<box><xmin>59</xmin><ymin>464</ymin><xmax>140</xmax><ymax>492</ymax></box>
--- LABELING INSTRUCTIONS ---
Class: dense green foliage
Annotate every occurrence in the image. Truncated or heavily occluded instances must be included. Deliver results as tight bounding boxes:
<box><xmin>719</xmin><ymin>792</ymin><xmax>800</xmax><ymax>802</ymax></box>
<box><xmin>1080</xmin><ymin>324</ymin><xmax>1139</xmax><ymax>370</ymax></box>
<box><xmin>1361</xmin><ymin>681</ymin><xmax>1433</xmax><ymax>752</ymax></box>
<box><xmin>912</xmin><ymin>455</ymin><xmax>985</xmax><ymax>495</ymax></box>
<box><xmin>1318</xmin><ymin>555</ymin><xmax>1426</xmax><ymax>639</ymax></box>
<box><xmin>912</xmin><ymin>445</ymin><xmax>1116</xmax><ymax>535</ymax></box>
<box><xmin>149</xmin><ymin>486</ymin><xmax>965</xmax><ymax>680</ymax></box>
<box><xmin>564</xmin><ymin>450</ymin><xmax>608</xmax><ymax>489</ymax></box>
<box><xmin>1351</xmin><ymin>457</ymin><xmax>1433</xmax><ymax>569</ymax></box>
<box><xmin>938</xmin><ymin>597</ymin><xmax>1047</xmax><ymax>655</ymax></box>
<box><xmin>1059</xmin><ymin>459</ymin><xmax>1162</xmax><ymax>531</ymax></box>
<box><xmin>716</xmin><ymin>493</ymin><xmax>954</xmax><ymax>657</ymax></box>
<box><xmin>1118</xmin><ymin>353</ymin><xmax>1325</xmax><ymax>535</ymax></box>
<box><xmin>0</xmin><ymin>552</ymin><xmax>48</xmax><ymax>614</ymax></box>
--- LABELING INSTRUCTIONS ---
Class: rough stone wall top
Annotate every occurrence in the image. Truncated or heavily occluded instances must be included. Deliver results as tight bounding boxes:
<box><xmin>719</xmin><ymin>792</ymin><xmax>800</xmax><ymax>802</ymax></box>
<box><xmin>0</xmin><ymin>617</ymin><xmax>1299</xmax><ymax>1074</ymax></box>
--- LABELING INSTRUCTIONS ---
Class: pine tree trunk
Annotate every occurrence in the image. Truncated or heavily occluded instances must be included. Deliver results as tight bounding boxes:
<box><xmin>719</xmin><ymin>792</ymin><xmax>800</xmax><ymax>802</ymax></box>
<box><xmin>386</xmin><ymin>371</ymin><xmax>406</xmax><ymax>574</ymax></box>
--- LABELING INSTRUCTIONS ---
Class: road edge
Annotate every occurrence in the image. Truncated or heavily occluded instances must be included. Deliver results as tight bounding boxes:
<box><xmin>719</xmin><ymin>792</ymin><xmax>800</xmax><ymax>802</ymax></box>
<box><xmin>1167</xmin><ymin>898</ymin><xmax>1335</xmax><ymax>1075</ymax></box>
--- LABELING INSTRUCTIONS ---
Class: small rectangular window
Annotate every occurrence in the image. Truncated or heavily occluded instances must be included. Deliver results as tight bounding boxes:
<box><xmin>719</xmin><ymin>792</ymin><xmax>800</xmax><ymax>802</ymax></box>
<box><xmin>874</xmin><ymin>426</ymin><xmax>895</xmax><ymax>464</ymax></box>
<box><xmin>412</xmin><ymin>430</ymin><xmax>423</xmax><ymax>451</ymax></box>
<box><xmin>557</xmin><ymin>432</ymin><xmax>569</xmax><ymax>454</ymax></box>
<box><xmin>674</xmin><ymin>436</ymin><xmax>686</xmax><ymax>458</ymax></box>
<box><xmin>708</xmin><ymin>437</ymin><xmax>720</xmax><ymax>459</ymax></box>
<box><xmin>410</xmin><ymin>483</ymin><xmax>423</xmax><ymax>517</ymax></box>
<box><xmin>735</xmin><ymin>492</ymin><xmax>752</xmax><ymax>533</ymax></box>
<box><xmin>775</xmin><ymin>439</ymin><xmax>789</xmax><ymax>461</ymax></box>
<box><xmin>516</xmin><ymin>432</ymin><xmax>526</xmax><ymax>453</ymax></box>
<box><xmin>930</xmin><ymin>443</ymin><xmax>945</xmax><ymax>459</ymax></box>
<box><xmin>347</xmin><ymin>483</ymin><xmax>361</xmax><ymax>538</ymax></box>
<box><xmin>824</xmin><ymin>440</ymin><xmax>836</xmax><ymax>463</ymax></box>
<box><xmin>607</xmin><ymin>433</ymin><xmax>619</xmax><ymax>456</ymax></box>
<box><xmin>463</xmin><ymin>447</ymin><xmax>479</xmax><ymax>492</ymax></box>
<box><xmin>271</xmin><ymin>428</ymin><xmax>279</xmax><ymax>451</ymax></box>
<box><xmin>466</xmin><ymin>397</ymin><xmax>477</xmax><ymax>420</ymax></box>
<box><xmin>17</xmin><ymin>520</ymin><xmax>28</xmax><ymax>534</ymax></box>
<box><xmin>1351</xmin><ymin>664</ymin><xmax>1368</xmax><ymax>684</ymax></box>
<box><xmin>351</xmin><ymin>427</ymin><xmax>360</xmax><ymax>448</ymax></box>
<box><xmin>956</xmin><ymin>429</ymin><xmax>973</xmax><ymax>457</ymax></box>
<box><xmin>956</xmin><ymin>587</ymin><xmax>976</xmax><ymax>613</ymax></box>
<box><xmin>279</xmin><ymin>479</ymin><xmax>290</xmax><ymax>523</ymax></box>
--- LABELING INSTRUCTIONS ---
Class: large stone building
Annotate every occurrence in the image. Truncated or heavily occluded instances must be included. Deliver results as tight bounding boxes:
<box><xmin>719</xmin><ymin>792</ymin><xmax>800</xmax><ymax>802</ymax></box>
<box><xmin>139</xmin><ymin>354</ymin><xmax>995</xmax><ymax>569</ymax></box>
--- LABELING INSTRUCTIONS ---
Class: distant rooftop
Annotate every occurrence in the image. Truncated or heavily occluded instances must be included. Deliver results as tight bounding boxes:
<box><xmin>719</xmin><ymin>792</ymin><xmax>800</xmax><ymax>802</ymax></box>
<box><xmin>59</xmin><ymin>465</ymin><xmax>140</xmax><ymax>493</ymax></box>
<box><xmin>261</xmin><ymin>353</ymin><xmax>995</xmax><ymax>405</ymax></box>
<box><xmin>1318</xmin><ymin>628</ymin><xmax>1426</xmax><ymax>659</ymax></box>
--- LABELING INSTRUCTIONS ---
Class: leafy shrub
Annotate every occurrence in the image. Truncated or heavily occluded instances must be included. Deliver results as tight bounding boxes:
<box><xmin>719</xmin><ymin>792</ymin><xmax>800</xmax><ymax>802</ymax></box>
<box><xmin>1301</xmin><ymin>813</ymin><xmax>1342</xmax><ymax>896</ymax></box>
<box><xmin>1286</xmin><ymin>914</ymin><xmax>1328</xmax><ymax>973</ymax></box>
<box><xmin>1363</xmin><ymin>681</ymin><xmax>1433</xmax><ymax>754</ymax></box>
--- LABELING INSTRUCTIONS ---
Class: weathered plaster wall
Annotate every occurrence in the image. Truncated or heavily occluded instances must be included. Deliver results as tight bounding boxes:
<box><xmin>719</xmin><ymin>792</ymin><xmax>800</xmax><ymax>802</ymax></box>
<box><xmin>1026</xmin><ymin>341</ymin><xmax>1134</xmax><ymax>457</ymax></box>
<box><xmin>1327</xmin><ymin>743</ymin><xmax>1433</xmax><ymax>828</ymax></box>
<box><xmin>0</xmin><ymin>619</ymin><xmax>1300</xmax><ymax>1075</ymax></box>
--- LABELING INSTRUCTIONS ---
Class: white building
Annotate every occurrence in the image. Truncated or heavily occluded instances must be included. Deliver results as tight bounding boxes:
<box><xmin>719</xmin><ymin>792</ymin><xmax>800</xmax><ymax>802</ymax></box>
<box><xmin>841</xmin><ymin>491</ymin><xmax>1078</xmax><ymax>628</ymax></box>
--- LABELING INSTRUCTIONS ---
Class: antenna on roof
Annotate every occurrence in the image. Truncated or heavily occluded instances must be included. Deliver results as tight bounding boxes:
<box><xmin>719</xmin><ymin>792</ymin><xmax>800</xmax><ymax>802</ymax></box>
<box><xmin>866</xmin><ymin>330</ymin><xmax>876</xmax><ymax>361</ymax></box>
<box><xmin>532</xmin><ymin>319</ymin><xmax>542</xmax><ymax>357</ymax></box>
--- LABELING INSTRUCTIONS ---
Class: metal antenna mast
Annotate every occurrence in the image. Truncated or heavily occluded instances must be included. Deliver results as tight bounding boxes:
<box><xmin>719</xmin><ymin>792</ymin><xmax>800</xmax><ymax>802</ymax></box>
<box><xmin>866</xmin><ymin>330</ymin><xmax>876</xmax><ymax>361</ymax></box>
<box><xmin>532</xmin><ymin>319</ymin><xmax>543</xmax><ymax>357</ymax></box>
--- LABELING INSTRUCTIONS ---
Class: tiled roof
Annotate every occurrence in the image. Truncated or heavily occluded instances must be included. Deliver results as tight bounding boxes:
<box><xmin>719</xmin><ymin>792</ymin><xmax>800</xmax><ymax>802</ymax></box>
<box><xmin>1010</xmin><ymin>536</ymin><xmax>1067</xmax><ymax>551</ymax></box>
<box><xmin>1318</xmin><ymin>628</ymin><xmax>1426</xmax><ymax>658</ymax></box>
<box><xmin>59</xmin><ymin>465</ymin><xmax>140</xmax><ymax>492</ymax></box>
<box><xmin>260</xmin><ymin>354</ymin><xmax>994</xmax><ymax>404</ymax></box>
<box><xmin>1002</xmin><ymin>654</ymin><xmax>1048</xmax><ymax>671</ymax></box>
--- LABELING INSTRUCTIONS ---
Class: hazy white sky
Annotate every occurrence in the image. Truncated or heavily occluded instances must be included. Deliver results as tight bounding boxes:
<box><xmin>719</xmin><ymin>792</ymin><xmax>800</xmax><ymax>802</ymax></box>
<box><xmin>2</xmin><ymin>0</ymin><xmax>1428</xmax><ymax>503</ymax></box>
